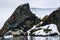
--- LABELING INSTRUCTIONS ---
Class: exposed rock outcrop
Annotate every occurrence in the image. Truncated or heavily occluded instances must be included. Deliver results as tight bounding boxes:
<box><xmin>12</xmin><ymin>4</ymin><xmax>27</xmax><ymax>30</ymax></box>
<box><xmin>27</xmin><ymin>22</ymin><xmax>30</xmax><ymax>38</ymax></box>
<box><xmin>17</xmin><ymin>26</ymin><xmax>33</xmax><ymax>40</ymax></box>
<box><xmin>0</xmin><ymin>3</ymin><xmax>41</xmax><ymax>36</ymax></box>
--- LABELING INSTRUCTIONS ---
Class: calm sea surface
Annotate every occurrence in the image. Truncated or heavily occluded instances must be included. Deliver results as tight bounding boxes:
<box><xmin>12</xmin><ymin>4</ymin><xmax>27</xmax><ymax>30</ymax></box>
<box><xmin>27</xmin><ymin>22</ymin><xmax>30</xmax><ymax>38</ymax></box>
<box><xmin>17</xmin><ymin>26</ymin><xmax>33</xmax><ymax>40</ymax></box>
<box><xmin>0</xmin><ymin>36</ymin><xmax>60</xmax><ymax>40</ymax></box>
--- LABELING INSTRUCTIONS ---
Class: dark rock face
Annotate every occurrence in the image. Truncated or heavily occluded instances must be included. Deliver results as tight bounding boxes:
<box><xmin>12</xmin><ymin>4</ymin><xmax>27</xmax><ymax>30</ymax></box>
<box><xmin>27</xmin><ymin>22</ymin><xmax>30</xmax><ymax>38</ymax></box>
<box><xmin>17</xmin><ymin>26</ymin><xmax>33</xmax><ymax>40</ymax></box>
<box><xmin>40</xmin><ymin>8</ymin><xmax>60</xmax><ymax>33</ymax></box>
<box><xmin>49</xmin><ymin>32</ymin><xmax>58</xmax><ymax>36</ymax></box>
<box><xmin>0</xmin><ymin>3</ymin><xmax>41</xmax><ymax>36</ymax></box>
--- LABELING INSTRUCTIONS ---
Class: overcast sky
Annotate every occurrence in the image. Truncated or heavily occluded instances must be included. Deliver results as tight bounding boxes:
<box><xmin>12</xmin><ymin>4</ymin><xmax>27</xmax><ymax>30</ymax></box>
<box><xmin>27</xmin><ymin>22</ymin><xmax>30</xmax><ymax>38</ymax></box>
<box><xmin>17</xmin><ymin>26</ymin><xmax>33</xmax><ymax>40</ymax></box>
<box><xmin>0</xmin><ymin>0</ymin><xmax>60</xmax><ymax>8</ymax></box>
<box><xmin>0</xmin><ymin>0</ymin><xmax>60</xmax><ymax>32</ymax></box>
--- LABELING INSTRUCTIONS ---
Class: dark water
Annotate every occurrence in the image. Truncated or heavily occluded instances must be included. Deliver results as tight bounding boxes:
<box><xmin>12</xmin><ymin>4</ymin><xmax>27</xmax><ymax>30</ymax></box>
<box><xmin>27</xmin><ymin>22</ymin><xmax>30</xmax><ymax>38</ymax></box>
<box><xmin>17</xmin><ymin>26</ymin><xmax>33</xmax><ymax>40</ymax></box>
<box><xmin>0</xmin><ymin>36</ymin><xmax>60</xmax><ymax>40</ymax></box>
